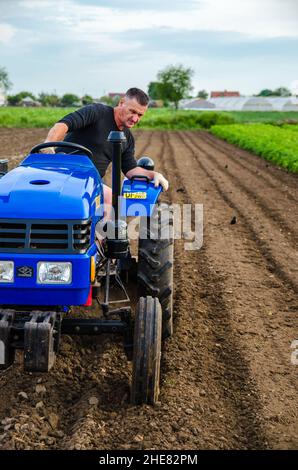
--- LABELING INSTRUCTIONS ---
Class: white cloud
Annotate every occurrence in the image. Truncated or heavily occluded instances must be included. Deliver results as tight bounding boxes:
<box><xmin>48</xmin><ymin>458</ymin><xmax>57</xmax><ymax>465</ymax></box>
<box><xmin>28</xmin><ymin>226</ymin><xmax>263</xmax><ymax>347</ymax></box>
<box><xmin>5</xmin><ymin>0</ymin><xmax>297</xmax><ymax>96</ymax></box>
<box><xmin>0</xmin><ymin>23</ymin><xmax>16</xmax><ymax>44</ymax></box>
<box><xmin>20</xmin><ymin>0</ymin><xmax>298</xmax><ymax>39</ymax></box>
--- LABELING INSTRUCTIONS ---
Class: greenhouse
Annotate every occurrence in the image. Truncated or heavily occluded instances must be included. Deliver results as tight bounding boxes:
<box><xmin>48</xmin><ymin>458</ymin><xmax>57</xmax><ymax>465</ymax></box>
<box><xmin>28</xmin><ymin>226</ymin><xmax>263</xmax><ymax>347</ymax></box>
<box><xmin>180</xmin><ymin>96</ymin><xmax>298</xmax><ymax>111</ymax></box>
<box><xmin>266</xmin><ymin>97</ymin><xmax>298</xmax><ymax>111</ymax></box>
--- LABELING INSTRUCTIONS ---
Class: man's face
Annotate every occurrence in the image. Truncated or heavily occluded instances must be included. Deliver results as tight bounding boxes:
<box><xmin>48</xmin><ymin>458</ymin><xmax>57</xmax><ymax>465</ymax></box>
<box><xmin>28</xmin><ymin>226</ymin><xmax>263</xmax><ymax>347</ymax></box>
<box><xmin>118</xmin><ymin>97</ymin><xmax>148</xmax><ymax>128</ymax></box>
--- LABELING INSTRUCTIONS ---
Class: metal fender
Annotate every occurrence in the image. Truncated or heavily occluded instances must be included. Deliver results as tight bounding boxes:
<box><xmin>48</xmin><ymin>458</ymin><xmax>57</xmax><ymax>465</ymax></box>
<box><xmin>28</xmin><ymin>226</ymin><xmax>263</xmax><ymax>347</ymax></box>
<box><xmin>121</xmin><ymin>177</ymin><xmax>162</xmax><ymax>217</ymax></box>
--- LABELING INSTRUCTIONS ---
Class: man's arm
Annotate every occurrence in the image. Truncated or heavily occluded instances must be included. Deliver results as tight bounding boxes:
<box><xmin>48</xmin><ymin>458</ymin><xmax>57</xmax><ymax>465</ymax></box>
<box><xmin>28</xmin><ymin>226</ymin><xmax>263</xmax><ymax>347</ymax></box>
<box><xmin>41</xmin><ymin>123</ymin><xmax>69</xmax><ymax>153</ymax></box>
<box><xmin>45</xmin><ymin>122</ymin><xmax>69</xmax><ymax>142</ymax></box>
<box><xmin>125</xmin><ymin>166</ymin><xmax>169</xmax><ymax>191</ymax></box>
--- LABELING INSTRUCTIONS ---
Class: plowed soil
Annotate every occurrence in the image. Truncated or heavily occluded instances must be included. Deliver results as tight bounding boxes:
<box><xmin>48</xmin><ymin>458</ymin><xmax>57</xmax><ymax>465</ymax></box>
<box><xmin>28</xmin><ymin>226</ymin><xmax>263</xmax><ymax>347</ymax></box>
<box><xmin>0</xmin><ymin>128</ymin><xmax>297</xmax><ymax>450</ymax></box>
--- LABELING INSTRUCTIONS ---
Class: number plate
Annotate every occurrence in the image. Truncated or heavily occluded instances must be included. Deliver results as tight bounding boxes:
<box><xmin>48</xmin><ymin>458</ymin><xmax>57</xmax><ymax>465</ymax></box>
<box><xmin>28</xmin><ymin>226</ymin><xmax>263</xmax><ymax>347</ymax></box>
<box><xmin>123</xmin><ymin>192</ymin><xmax>147</xmax><ymax>199</ymax></box>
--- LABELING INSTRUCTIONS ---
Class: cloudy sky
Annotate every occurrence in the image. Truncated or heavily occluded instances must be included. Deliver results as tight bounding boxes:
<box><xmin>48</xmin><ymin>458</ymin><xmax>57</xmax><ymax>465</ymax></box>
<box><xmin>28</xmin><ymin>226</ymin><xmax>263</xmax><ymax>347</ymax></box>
<box><xmin>0</xmin><ymin>0</ymin><xmax>297</xmax><ymax>97</ymax></box>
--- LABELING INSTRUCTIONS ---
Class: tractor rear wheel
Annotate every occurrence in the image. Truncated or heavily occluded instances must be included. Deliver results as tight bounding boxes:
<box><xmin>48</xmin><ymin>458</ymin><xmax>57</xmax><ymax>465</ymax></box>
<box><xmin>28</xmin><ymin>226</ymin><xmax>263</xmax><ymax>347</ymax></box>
<box><xmin>131</xmin><ymin>296</ymin><xmax>162</xmax><ymax>405</ymax></box>
<box><xmin>137</xmin><ymin>203</ymin><xmax>174</xmax><ymax>339</ymax></box>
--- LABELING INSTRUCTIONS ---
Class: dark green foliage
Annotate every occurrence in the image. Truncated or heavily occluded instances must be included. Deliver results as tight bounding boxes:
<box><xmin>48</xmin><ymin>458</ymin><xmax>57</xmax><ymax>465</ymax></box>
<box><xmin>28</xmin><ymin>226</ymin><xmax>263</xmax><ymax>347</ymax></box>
<box><xmin>7</xmin><ymin>91</ymin><xmax>36</xmax><ymax>105</ymax></box>
<box><xmin>38</xmin><ymin>93</ymin><xmax>61</xmax><ymax>107</ymax></box>
<box><xmin>137</xmin><ymin>110</ymin><xmax>236</xmax><ymax>129</ymax></box>
<box><xmin>147</xmin><ymin>81</ymin><xmax>164</xmax><ymax>100</ymax></box>
<box><xmin>60</xmin><ymin>93</ymin><xmax>80</xmax><ymax>107</ymax></box>
<box><xmin>211</xmin><ymin>123</ymin><xmax>298</xmax><ymax>173</ymax></box>
<box><xmin>157</xmin><ymin>65</ymin><xmax>194</xmax><ymax>109</ymax></box>
<box><xmin>197</xmin><ymin>90</ymin><xmax>208</xmax><ymax>99</ymax></box>
<box><xmin>81</xmin><ymin>94</ymin><xmax>93</xmax><ymax>105</ymax></box>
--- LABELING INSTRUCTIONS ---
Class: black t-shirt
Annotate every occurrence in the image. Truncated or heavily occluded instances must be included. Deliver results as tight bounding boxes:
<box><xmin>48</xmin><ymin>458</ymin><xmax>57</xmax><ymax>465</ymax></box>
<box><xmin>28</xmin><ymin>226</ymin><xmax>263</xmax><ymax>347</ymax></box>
<box><xmin>58</xmin><ymin>103</ymin><xmax>137</xmax><ymax>177</ymax></box>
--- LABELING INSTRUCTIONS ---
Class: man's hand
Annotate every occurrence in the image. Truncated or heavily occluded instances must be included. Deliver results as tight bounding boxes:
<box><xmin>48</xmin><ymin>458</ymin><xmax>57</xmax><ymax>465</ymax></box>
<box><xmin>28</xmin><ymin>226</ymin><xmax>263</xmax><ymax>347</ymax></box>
<box><xmin>125</xmin><ymin>167</ymin><xmax>169</xmax><ymax>191</ymax></box>
<box><xmin>39</xmin><ymin>146</ymin><xmax>55</xmax><ymax>154</ymax></box>
<box><xmin>153</xmin><ymin>172</ymin><xmax>169</xmax><ymax>191</ymax></box>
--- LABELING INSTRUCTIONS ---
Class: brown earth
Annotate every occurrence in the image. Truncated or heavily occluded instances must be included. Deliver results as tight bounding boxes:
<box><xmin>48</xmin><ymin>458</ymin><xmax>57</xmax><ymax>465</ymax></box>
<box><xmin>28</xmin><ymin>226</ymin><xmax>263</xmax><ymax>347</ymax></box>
<box><xmin>0</xmin><ymin>128</ymin><xmax>297</xmax><ymax>450</ymax></box>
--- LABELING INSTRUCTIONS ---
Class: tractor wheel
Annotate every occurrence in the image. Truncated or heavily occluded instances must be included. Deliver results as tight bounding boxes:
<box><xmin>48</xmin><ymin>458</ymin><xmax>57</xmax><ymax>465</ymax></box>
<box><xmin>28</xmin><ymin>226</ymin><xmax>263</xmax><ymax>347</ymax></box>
<box><xmin>137</xmin><ymin>203</ymin><xmax>174</xmax><ymax>339</ymax></box>
<box><xmin>131</xmin><ymin>296</ymin><xmax>162</xmax><ymax>405</ymax></box>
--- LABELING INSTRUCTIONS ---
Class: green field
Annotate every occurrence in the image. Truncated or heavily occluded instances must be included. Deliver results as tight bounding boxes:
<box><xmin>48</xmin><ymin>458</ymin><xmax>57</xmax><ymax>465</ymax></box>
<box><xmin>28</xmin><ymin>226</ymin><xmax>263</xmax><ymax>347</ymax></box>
<box><xmin>222</xmin><ymin>111</ymin><xmax>298</xmax><ymax>124</ymax></box>
<box><xmin>282</xmin><ymin>124</ymin><xmax>298</xmax><ymax>132</ymax></box>
<box><xmin>210</xmin><ymin>123</ymin><xmax>298</xmax><ymax>173</ymax></box>
<box><xmin>0</xmin><ymin>107</ymin><xmax>234</xmax><ymax>129</ymax></box>
<box><xmin>1</xmin><ymin>107</ymin><xmax>297</xmax><ymax>173</ymax></box>
<box><xmin>1</xmin><ymin>106</ymin><xmax>298</xmax><ymax>129</ymax></box>
<box><xmin>0</xmin><ymin>107</ymin><xmax>77</xmax><ymax>128</ymax></box>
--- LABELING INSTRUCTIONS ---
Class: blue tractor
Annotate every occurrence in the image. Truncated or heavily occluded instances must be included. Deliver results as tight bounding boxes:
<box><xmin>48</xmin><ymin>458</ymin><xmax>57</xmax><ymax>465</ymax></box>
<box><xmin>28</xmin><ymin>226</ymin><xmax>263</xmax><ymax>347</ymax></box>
<box><xmin>0</xmin><ymin>132</ymin><xmax>174</xmax><ymax>405</ymax></box>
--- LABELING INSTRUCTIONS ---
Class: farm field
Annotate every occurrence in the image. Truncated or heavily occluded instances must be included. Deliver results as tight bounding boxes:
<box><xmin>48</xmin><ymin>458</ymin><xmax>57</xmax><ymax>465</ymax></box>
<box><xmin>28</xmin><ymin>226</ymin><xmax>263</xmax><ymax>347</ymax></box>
<box><xmin>1</xmin><ymin>106</ymin><xmax>298</xmax><ymax>128</ymax></box>
<box><xmin>210</xmin><ymin>123</ymin><xmax>298</xmax><ymax>172</ymax></box>
<box><xmin>0</xmin><ymin>128</ymin><xmax>297</xmax><ymax>450</ymax></box>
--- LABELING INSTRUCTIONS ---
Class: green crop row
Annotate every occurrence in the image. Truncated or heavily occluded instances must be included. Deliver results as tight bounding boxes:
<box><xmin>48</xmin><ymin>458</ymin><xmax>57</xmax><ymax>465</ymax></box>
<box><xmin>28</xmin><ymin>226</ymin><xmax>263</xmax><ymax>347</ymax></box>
<box><xmin>281</xmin><ymin>124</ymin><xmax>298</xmax><ymax>132</ymax></box>
<box><xmin>210</xmin><ymin>123</ymin><xmax>298</xmax><ymax>173</ymax></box>
<box><xmin>1</xmin><ymin>106</ymin><xmax>298</xmax><ymax>129</ymax></box>
<box><xmin>0</xmin><ymin>107</ymin><xmax>237</xmax><ymax>129</ymax></box>
<box><xmin>136</xmin><ymin>110</ymin><xmax>236</xmax><ymax>129</ymax></box>
<box><xmin>224</xmin><ymin>111</ymin><xmax>298</xmax><ymax>124</ymax></box>
<box><xmin>0</xmin><ymin>107</ymin><xmax>77</xmax><ymax>128</ymax></box>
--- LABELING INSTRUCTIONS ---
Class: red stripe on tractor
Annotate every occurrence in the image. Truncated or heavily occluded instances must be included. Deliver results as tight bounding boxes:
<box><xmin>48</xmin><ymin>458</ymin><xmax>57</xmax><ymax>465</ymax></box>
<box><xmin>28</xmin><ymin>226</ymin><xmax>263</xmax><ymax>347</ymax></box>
<box><xmin>84</xmin><ymin>285</ymin><xmax>93</xmax><ymax>306</ymax></box>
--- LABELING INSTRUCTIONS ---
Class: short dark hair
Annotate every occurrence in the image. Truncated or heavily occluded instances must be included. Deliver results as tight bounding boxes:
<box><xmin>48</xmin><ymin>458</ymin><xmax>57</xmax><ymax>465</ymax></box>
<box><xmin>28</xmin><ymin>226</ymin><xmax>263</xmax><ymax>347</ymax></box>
<box><xmin>125</xmin><ymin>88</ymin><xmax>149</xmax><ymax>106</ymax></box>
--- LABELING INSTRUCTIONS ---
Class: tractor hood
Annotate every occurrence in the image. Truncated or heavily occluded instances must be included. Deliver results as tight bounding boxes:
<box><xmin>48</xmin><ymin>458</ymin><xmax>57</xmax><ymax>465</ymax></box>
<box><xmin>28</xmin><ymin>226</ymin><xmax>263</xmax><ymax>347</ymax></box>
<box><xmin>0</xmin><ymin>154</ymin><xmax>102</xmax><ymax>219</ymax></box>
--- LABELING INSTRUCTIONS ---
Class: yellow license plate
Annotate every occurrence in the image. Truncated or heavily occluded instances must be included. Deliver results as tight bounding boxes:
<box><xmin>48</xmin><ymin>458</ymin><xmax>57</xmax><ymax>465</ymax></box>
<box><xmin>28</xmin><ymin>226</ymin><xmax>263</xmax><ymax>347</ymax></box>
<box><xmin>123</xmin><ymin>192</ymin><xmax>147</xmax><ymax>199</ymax></box>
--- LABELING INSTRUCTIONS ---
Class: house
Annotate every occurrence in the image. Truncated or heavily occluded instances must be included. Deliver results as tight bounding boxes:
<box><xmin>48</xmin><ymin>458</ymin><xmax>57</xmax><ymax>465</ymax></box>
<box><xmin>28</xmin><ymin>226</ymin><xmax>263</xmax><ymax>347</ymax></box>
<box><xmin>148</xmin><ymin>99</ymin><xmax>164</xmax><ymax>108</ymax></box>
<box><xmin>108</xmin><ymin>92</ymin><xmax>125</xmax><ymax>98</ymax></box>
<box><xmin>20</xmin><ymin>96</ymin><xmax>41</xmax><ymax>107</ymax></box>
<box><xmin>210</xmin><ymin>90</ymin><xmax>240</xmax><ymax>98</ymax></box>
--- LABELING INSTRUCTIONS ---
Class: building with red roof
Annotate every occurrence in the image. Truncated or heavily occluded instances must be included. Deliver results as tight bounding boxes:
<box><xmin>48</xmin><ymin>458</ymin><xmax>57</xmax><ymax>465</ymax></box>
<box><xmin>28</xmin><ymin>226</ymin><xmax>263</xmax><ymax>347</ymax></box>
<box><xmin>211</xmin><ymin>90</ymin><xmax>240</xmax><ymax>98</ymax></box>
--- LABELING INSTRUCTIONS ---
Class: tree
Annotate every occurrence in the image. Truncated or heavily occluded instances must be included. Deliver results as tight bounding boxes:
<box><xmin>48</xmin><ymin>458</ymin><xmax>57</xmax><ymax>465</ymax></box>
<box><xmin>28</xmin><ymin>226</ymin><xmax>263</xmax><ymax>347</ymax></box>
<box><xmin>0</xmin><ymin>66</ymin><xmax>12</xmax><ymax>92</ymax></box>
<box><xmin>157</xmin><ymin>64</ymin><xmax>194</xmax><ymax>109</ymax></box>
<box><xmin>38</xmin><ymin>92</ymin><xmax>60</xmax><ymax>107</ymax></box>
<box><xmin>257</xmin><ymin>87</ymin><xmax>291</xmax><ymax>97</ymax></box>
<box><xmin>273</xmin><ymin>87</ymin><xmax>291</xmax><ymax>97</ymax></box>
<box><xmin>197</xmin><ymin>89</ymin><xmax>208</xmax><ymax>99</ymax></box>
<box><xmin>99</xmin><ymin>94</ymin><xmax>119</xmax><ymax>107</ymax></box>
<box><xmin>7</xmin><ymin>91</ymin><xmax>36</xmax><ymax>106</ymax></box>
<box><xmin>61</xmin><ymin>93</ymin><xmax>80</xmax><ymax>107</ymax></box>
<box><xmin>147</xmin><ymin>81</ymin><xmax>164</xmax><ymax>100</ymax></box>
<box><xmin>82</xmin><ymin>94</ymin><xmax>93</xmax><ymax>105</ymax></box>
<box><xmin>257</xmin><ymin>89</ymin><xmax>273</xmax><ymax>97</ymax></box>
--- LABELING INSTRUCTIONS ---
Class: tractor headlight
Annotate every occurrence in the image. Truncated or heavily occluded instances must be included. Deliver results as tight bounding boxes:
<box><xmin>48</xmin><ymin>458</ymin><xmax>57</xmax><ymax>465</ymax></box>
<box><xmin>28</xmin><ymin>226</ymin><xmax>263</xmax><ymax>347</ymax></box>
<box><xmin>0</xmin><ymin>261</ymin><xmax>14</xmax><ymax>283</ymax></box>
<box><xmin>37</xmin><ymin>262</ymin><xmax>72</xmax><ymax>284</ymax></box>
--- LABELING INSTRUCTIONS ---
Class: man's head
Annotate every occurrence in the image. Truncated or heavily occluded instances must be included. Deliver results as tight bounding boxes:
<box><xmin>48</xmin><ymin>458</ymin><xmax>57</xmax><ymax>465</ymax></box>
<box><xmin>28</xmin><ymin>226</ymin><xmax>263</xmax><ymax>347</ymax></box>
<box><xmin>114</xmin><ymin>88</ymin><xmax>149</xmax><ymax>129</ymax></box>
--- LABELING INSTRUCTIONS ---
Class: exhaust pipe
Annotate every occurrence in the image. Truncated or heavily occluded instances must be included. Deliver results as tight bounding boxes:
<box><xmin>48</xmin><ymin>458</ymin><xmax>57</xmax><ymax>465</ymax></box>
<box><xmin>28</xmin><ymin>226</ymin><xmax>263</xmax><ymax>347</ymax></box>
<box><xmin>106</xmin><ymin>131</ymin><xmax>128</xmax><ymax>258</ymax></box>
<box><xmin>108</xmin><ymin>131</ymin><xmax>126</xmax><ymax>220</ymax></box>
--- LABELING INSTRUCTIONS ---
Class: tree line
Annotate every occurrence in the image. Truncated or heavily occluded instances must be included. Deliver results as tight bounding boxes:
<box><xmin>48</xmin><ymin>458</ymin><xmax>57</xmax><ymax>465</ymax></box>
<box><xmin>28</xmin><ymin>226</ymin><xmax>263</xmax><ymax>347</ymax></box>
<box><xmin>0</xmin><ymin>65</ymin><xmax>294</xmax><ymax>109</ymax></box>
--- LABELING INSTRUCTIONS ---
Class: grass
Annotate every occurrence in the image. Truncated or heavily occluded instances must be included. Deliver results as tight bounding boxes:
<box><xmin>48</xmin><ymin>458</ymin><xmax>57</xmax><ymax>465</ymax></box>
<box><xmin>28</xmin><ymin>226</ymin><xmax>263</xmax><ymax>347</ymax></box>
<box><xmin>281</xmin><ymin>124</ymin><xmax>298</xmax><ymax>132</ymax></box>
<box><xmin>210</xmin><ymin>123</ymin><xmax>298</xmax><ymax>173</ymax></box>
<box><xmin>1</xmin><ymin>107</ymin><xmax>298</xmax><ymax>172</ymax></box>
<box><xmin>1</xmin><ymin>106</ymin><xmax>298</xmax><ymax>129</ymax></box>
<box><xmin>0</xmin><ymin>107</ymin><xmax>77</xmax><ymax>128</ymax></box>
<box><xmin>224</xmin><ymin>111</ymin><xmax>298</xmax><ymax>124</ymax></box>
<box><xmin>136</xmin><ymin>110</ymin><xmax>236</xmax><ymax>129</ymax></box>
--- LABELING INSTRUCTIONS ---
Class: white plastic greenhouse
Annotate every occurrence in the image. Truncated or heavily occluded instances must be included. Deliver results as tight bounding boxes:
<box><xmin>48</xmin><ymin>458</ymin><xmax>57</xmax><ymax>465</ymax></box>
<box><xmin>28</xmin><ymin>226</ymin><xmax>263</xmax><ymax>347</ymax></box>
<box><xmin>180</xmin><ymin>96</ymin><xmax>298</xmax><ymax>111</ymax></box>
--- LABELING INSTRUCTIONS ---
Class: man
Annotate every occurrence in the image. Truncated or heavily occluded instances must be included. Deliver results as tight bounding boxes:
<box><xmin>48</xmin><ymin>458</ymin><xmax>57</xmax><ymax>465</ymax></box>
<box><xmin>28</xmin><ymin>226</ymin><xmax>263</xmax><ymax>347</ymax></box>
<box><xmin>42</xmin><ymin>88</ymin><xmax>168</xmax><ymax>218</ymax></box>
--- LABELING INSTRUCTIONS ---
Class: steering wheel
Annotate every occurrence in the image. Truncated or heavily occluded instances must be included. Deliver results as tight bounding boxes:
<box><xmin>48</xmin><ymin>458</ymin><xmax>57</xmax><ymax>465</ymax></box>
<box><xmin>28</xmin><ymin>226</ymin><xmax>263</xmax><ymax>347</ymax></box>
<box><xmin>29</xmin><ymin>141</ymin><xmax>93</xmax><ymax>159</ymax></box>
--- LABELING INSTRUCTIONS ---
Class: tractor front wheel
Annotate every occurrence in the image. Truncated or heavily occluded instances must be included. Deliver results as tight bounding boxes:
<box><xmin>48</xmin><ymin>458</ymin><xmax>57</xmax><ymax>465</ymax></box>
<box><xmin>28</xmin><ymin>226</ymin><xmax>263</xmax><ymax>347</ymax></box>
<box><xmin>131</xmin><ymin>296</ymin><xmax>162</xmax><ymax>405</ymax></box>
